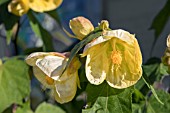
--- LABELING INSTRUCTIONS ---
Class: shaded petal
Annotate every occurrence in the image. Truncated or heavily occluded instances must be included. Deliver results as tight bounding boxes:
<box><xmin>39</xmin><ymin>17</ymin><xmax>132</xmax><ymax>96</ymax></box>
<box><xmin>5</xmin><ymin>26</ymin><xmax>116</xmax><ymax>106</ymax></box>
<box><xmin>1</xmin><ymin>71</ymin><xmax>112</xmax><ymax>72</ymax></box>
<box><xmin>29</xmin><ymin>0</ymin><xmax>63</xmax><ymax>12</ymax></box>
<box><xmin>54</xmin><ymin>71</ymin><xmax>78</xmax><ymax>104</ymax></box>
<box><xmin>33</xmin><ymin>66</ymin><xmax>53</xmax><ymax>89</ymax></box>
<box><xmin>67</xmin><ymin>57</ymin><xmax>81</xmax><ymax>75</ymax></box>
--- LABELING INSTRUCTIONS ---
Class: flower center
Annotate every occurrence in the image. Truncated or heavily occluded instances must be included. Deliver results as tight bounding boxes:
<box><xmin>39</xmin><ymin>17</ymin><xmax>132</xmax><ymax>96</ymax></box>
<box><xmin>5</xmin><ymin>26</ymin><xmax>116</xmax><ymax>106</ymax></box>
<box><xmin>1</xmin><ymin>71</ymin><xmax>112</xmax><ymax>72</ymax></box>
<box><xmin>111</xmin><ymin>50</ymin><xmax>122</xmax><ymax>65</ymax></box>
<box><xmin>45</xmin><ymin>76</ymin><xmax>54</xmax><ymax>85</ymax></box>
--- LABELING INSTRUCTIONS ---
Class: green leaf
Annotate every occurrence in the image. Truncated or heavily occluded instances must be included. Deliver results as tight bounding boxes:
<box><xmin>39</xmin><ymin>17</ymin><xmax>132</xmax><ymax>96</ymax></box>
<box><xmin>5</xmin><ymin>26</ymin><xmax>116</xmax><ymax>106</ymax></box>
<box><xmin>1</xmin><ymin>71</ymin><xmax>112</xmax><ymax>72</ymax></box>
<box><xmin>6</xmin><ymin>30</ymin><xmax>13</xmax><ymax>45</ymax></box>
<box><xmin>83</xmin><ymin>82</ymin><xmax>133</xmax><ymax>113</ymax></box>
<box><xmin>86</xmin><ymin>82</ymin><xmax>125</xmax><ymax>104</ymax></box>
<box><xmin>16</xmin><ymin>101</ymin><xmax>33</xmax><ymax>113</ymax></box>
<box><xmin>0</xmin><ymin>2</ymin><xmax>19</xmax><ymax>44</ymax></box>
<box><xmin>0</xmin><ymin>58</ymin><xmax>30</xmax><ymax>113</ymax></box>
<box><xmin>0</xmin><ymin>0</ymin><xmax>9</xmax><ymax>5</ymax></box>
<box><xmin>63</xmin><ymin>30</ymin><xmax>102</xmax><ymax>74</ymax></box>
<box><xmin>142</xmin><ymin>71</ymin><xmax>164</xmax><ymax>105</ymax></box>
<box><xmin>132</xmin><ymin>89</ymin><xmax>145</xmax><ymax>103</ymax></box>
<box><xmin>46</xmin><ymin>10</ymin><xmax>61</xmax><ymax>26</ymax></box>
<box><xmin>24</xmin><ymin>47</ymin><xmax>43</xmax><ymax>55</ymax></box>
<box><xmin>132</xmin><ymin>102</ymin><xmax>146</xmax><ymax>113</ymax></box>
<box><xmin>16</xmin><ymin>108</ymin><xmax>33</xmax><ymax>113</ymax></box>
<box><xmin>27</xmin><ymin>11</ymin><xmax>54</xmax><ymax>52</ymax></box>
<box><xmin>35</xmin><ymin>102</ymin><xmax>66</xmax><ymax>113</ymax></box>
<box><xmin>150</xmin><ymin>0</ymin><xmax>170</xmax><ymax>39</ymax></box>
<box><xmin>147</xmin><ymin>90</ymin><xmax>170</xmax><ymax>113</ymax></box>
<box><xmin>135</xmin><ymin>58</ymin><xmax>168</xmax><ymax>94</ymax></box>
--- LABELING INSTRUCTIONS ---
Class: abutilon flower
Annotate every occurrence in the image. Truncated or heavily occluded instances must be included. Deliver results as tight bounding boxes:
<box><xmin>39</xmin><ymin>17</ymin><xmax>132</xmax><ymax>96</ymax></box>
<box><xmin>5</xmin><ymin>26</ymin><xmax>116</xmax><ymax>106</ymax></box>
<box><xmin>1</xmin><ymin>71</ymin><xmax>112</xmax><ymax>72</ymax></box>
<box><xmin>82</xmin><ymin>29</ymin><xmax>142</xmax><ymax>89</ymax></box>
<box><xmin>8</xmin><ymin>0</ymin><xmax>63</xmax><ymax>16</ymax></box>
<box><xmin>8</xmin><ymin>0</ymin><xmax>29</xmax><ymax>16</ymax></box>
<box><xmin>25</xmin><ymin>52</ymin><xmax>81</xmax><ymax>103</ymax></box>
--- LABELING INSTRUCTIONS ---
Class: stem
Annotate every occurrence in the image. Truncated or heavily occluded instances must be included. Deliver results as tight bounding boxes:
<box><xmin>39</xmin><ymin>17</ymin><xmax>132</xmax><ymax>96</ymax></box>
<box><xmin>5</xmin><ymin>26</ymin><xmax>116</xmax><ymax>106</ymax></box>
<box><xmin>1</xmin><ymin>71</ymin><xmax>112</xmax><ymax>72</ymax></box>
<box><xmin>13</xmin><ymin>19</ymin><xmax>20</xmax><ymax>55</ymax></box>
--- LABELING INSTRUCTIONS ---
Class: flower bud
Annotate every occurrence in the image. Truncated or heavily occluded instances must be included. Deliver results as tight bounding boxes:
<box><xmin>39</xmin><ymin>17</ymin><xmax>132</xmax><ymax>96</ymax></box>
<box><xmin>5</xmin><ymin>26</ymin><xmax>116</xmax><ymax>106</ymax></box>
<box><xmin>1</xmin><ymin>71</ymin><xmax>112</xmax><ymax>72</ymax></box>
<box><xmin>99</xmin><ymin>20</ymin><xmax>109</xmax><ymax>30</ymax></box>
<box><xmin>167</xmin><ymin>34</ymin><xmax>170</xmax><ymax>47</ymax></box>
<box><xmin>69</xmin><ymin>16</ymin><xmax>94</xmax><ymax>40</ymax></box>
<box><xmin>162</xmin><ymin>47</ymin><xmax>170</xmax><ymax>66</ymax></box>
<box><xmin>162</xmin><ymin>34</ymin><xmax>170</xmax><ymax>66</ymax></box>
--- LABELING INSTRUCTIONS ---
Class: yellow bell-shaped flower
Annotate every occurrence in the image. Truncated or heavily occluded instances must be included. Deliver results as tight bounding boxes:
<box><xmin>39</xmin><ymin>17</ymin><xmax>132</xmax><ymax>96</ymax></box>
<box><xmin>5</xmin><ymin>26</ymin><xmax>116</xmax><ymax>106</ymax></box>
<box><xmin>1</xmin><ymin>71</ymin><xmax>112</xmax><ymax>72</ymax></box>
<box><xmin>69</xmin><ymin>16</ymin><xmax>94</xmax><ymax>40</ymax></box>
<box><xmin>8</xmin><ymin>0</ymin><xmax>63</xmax><ymax>16</ymax></box>
<box><xmin>8</xmin><ymin>0</ymin><xmax>29</xmax><ymax>16</ymax></box>
<box><xmin>26</xmin><ymin>52</ymin><xmax>81</xmax><ymax>103</ymax></box>
<box><xmin>82</xmin><ymin>29</ymin><xmax>142</xmax><ymax>89</ymax></box>
<box><xmin>29</xmin><ymin>0</ymin><xmax>63</xmax><ymax>12</ymax></box>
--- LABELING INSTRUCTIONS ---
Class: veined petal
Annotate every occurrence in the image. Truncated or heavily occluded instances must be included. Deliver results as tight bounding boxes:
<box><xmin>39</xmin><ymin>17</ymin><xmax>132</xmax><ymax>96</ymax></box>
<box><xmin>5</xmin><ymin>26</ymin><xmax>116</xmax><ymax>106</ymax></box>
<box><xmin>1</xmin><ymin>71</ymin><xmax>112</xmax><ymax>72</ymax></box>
<box><xmin>106</xmin><ymin>64</ymin><xmax>142</xmax><ymax>89</ymax></box>
<box><xmin>25</xmin><ymin>52</ymin><xmax>49</xmax><ymax>66</ymax></box>
<box><xmin>54</xmin><ymin>71</ymin><xmax>78</xmax><ymax>104</ymax></box>
<box><xmin>36</xmin><ymin>55</ymin><xmax>67</xmax><ymax>80</ymax></box>
<box><xmin>25</xmin><ymin>52</ymin><xmax>65</xmax><ymax>66</ymax></box>
<box><xmin>85</xmin><ymin>43</ymin><xmax>109</xmax><ymax>85</ymax></box>
<box><xmin>106</xmin><ymin>36</ymin><xmax>142</xmax><ymax>88</ymax></box>
<box><xmin>104</xmin><ymin>29</ymin><xmax>135</xmax><ymax>44</ymax></box>
<box><xmin>29</xmin><ymin>0</ymin><xmax>63</xmax><ymax>12</ymax></box>
<box><xmin>83</xmin><ymin>29</ymin><xmax>134</xmax><ymax>55</ymax></box>
<box><xmin>83</xmin><ymin>36</ymin><xmax>110</xmax><ymax>55</ymax></box>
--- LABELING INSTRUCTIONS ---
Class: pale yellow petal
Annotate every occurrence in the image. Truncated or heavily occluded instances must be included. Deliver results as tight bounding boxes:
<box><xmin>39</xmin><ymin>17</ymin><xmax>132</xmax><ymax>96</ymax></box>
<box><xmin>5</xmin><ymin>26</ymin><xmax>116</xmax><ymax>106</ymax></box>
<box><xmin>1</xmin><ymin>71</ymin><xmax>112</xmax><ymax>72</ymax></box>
<box><xmin>85</xmin><ymin>43</ymin><xmax>109</xmax><ymax>85</ymax></box>
<box><xmin>82</xmin><ymin>36</ymin><xmax>110</xmax><ymax>56</ymax></box>
<box><xmin>106</xmin><ymin>37</ymin><xmax>142</xmax><ymax>88</ymax></box>
<box><xmin>25</xmin><ymin>52</ymin><xmax>49</xmax><ymax>66</ymax></box>
<box><xmin>54</xmin><ymin>71</ymin><xmax>78</xmax><ymax>104</ymax></box>
<box><xmin>29</xmin><ymin>0</ymin><xmax>63</xmax><ymax>12</ymax></box>
<box><xmin>104</xmin><ymin>29</ymin><xmax>135</xmax><ymax>44</ymax></box>
<box><xmin>83</xmin><ymin>29</ymin><xmax>135</xmax><ymax>55</ymax></box>
<box><xmin>106</xmin><ymin>64</ymin><xmax>142</xmax><ymax>89</ymax></box>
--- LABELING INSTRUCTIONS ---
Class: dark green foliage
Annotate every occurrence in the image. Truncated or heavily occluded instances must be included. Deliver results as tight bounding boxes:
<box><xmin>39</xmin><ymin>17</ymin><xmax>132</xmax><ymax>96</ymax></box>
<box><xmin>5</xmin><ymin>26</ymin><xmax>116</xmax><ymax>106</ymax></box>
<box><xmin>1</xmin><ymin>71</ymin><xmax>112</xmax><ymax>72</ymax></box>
<box><xmin>150</xmin><ymin>0</ymin><xmax>170</xmax><ymax>39</ymax></box>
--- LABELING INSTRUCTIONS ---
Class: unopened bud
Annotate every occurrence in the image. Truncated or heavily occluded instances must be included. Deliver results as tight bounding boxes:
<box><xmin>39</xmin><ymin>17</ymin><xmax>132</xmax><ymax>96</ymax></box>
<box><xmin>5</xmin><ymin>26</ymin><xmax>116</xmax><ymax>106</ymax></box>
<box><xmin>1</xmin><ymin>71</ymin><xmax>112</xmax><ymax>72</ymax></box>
<box><xmin>167</xmin><ymin>34</ymin><xmax>170</xmax><ymax>47</ymax></box>
<box><xmin>99</xmin><ymin>20</ymin><xmax>109</xmax><ymax>30</ymax></box>
<box><xmin>69</xmin><ymin>16</ymin><xmax>94</xmax><ymax>40</ymax></box>
<box><xmin>162</xmin><ymin>35</ymin><xmax>170</xmax><ymax>66</ymax></box>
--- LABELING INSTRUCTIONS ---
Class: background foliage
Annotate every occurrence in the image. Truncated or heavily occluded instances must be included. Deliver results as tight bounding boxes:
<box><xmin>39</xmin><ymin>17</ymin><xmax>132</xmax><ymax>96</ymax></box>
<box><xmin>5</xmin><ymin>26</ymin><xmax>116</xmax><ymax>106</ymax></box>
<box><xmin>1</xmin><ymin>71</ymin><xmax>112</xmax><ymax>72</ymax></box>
<box><xmin>0</xmin><ymin>0</ymin><xmax>170</xmax><ymax>113</ymax></box>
